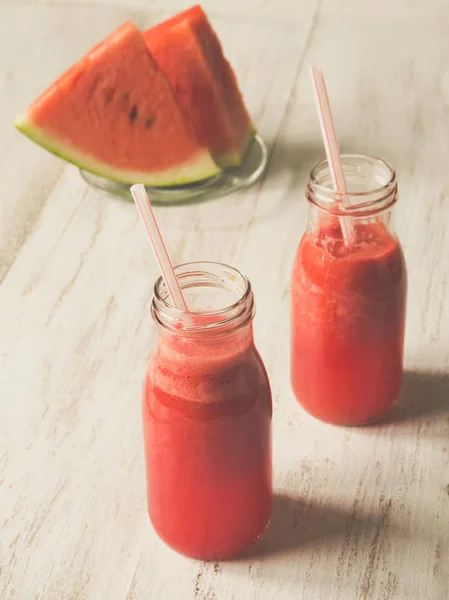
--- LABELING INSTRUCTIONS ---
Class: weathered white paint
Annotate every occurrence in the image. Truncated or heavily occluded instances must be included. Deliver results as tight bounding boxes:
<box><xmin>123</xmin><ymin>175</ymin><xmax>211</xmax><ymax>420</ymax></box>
<box><xmin>1</xmin><ymin>1</ymin><xmax>448</xmax><ymax>599</ymax></box>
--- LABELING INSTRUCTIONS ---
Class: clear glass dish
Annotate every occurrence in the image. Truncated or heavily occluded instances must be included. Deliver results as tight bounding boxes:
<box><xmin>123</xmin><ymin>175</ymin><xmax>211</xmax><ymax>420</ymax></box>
<box><xmin>79</xmin><ymin>135</ymin><xmax>268</xmax><ymax>206</ymax></box>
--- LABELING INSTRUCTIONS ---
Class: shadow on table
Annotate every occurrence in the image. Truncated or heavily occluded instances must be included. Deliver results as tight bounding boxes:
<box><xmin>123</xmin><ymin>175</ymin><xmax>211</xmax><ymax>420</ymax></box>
<box><xmin>378</xmin><ymin>369</ymin><xmax>449</xmax><ymax>425</ymax></box>
<box><xmin>238</xmin><ymin>492</ymin><xmax>395</xmax><ymax>561</ymax></box>
<box><xmin>264</xmin><ymin>139</ymin><xmax>323</xmax><ymax>183</ymax></box>
<box><xmin>235</xmin><ymin>373</ymin><xmax>448</xmax><ymax>562</ymax></box>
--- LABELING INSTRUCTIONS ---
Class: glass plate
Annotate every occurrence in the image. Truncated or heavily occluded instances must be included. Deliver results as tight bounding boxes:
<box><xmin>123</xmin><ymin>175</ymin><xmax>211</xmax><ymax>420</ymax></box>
<box><xmin>79</xmin><ymin>135</ymin><xmax>268</xmax><ymax>206</ymax></box>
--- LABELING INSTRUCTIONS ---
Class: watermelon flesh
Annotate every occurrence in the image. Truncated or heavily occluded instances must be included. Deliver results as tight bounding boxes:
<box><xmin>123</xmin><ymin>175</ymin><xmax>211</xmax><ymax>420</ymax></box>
<box><xmin>15</xmin><ymin>22</ymin><xmax>219</xmax><ymax>186</ymax></box>
<box><xmin>144</xmin><ymin>5</ymin><xmax>255</xmax><ymax>168</ymax></box>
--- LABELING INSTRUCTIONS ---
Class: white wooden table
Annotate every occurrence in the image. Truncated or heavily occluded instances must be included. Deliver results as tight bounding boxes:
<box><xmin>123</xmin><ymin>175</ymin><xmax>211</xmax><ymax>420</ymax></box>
<box><xmin>1</xmin><ymin>1</ymin><xmax>449</xmax><ymax>598</ymax></box>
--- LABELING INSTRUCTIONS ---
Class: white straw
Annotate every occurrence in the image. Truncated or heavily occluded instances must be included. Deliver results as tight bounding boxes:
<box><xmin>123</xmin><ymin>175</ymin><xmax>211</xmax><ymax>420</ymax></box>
<box><xmin>309</xmin><ymin>64</ymin><xmax>355</xmax><ymax>243</ymax></box>
<box><xmin>130</xmin><ymin>184</ymin><xmax>188</xmax><ymax>311</ymax></box>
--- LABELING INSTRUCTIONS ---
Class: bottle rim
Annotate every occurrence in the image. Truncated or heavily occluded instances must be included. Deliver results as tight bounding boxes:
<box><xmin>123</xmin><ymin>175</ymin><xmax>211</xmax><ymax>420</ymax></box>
<box><xmin>307</xmin><ymin>154</ymin><xmax>398</xmax><ymax>217</ymax></box>
<box><xmin>151</xmin><ymin>261</ymin><xmax>255</xmax><ymax>338</ymax></box>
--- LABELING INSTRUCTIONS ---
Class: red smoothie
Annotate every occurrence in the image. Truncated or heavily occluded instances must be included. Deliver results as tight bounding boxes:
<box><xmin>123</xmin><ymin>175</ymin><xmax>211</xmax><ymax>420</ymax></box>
<box><xmin>291</xmin><ymin>222</ymin><xmax>406</xmax><ymax>425</ymax></box>
<box><xmin>143</xmin><ymin>321</ymin><xmax>272</xmax><ymax>560</ymax></box>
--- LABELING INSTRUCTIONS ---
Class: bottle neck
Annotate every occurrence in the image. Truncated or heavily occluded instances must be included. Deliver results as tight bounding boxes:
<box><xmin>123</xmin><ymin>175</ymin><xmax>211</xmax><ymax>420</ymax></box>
<box><xmin>306</xmin><ymin>154</ymin><xmax>398</xmax><ymax>222</ymax></box>
<box><xmin>151</xmin><ymin>262</ymin><xmax>255</xmax><ymax>341</ymax></box>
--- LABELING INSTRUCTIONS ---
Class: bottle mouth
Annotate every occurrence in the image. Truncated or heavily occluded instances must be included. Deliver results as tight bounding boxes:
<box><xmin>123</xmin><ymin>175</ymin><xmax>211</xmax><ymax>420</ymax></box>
<box><xmin>152</xmin><ymin>261</ymin><xmax>255</xmax><ymax>338</ymax></box>
<box><xmin>307</xmin><ymin>154</ymin><xmax>398</xmax><ymax>217</ymax></box>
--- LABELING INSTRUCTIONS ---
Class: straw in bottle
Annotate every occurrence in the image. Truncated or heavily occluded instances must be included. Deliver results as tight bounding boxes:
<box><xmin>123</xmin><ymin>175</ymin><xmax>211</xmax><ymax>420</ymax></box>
<box><xmin>130</xmin><ymin>184</ymin><xmax>188</xmax><ymax>311</ymax></box>
<box><xmin>309</xmin><ymin>64</ymin><xmax>355</xmax><ymax>244</ymax></box>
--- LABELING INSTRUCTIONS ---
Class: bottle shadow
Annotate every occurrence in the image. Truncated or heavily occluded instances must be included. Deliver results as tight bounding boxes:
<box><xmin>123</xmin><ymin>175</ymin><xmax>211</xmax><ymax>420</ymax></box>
<box><xmin>264</xmin><ymin>139</ymin><xmax>324</xmax><ymax>183</ymax></box>
<box><xmin>236</xmin><ymin>492</ymin><xmax>401</xmax><ymax>561</ymax></box>
<box><xmin>376</xmin><ymin>369</ymin><xmax>449</xmax><ymax>426</ymax></box>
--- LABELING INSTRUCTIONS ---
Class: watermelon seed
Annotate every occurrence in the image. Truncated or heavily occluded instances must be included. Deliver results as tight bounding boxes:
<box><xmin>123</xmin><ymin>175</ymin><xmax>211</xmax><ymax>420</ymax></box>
<box><xmin>123</xmin><ymin>92</ymin><xmax>130</xmax><ymax>101</ymax></box>
<box><xmin>105</xmin><ymin>89</ymin><xmax>116</xmax><ymax>104</ymax></box>
<box><xmin>145</xmin><ymin>118</ymin><xmax>154</xmax><ymax>129</ymax></box>
<box><xmin>88</xmin><ymin>76</ymin><xmax>101</xmax><ymax>99</ymax></box>
<box><xmin>129</xmin><ymin>105</ymin><xmax>138</xmax><ymax>122</ymax></box>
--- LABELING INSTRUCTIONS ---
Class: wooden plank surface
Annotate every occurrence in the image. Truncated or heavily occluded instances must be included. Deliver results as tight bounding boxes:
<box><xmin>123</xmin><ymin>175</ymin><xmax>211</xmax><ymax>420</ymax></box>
<box><xmin>1</xmin><ymin>1</ymin><xmax>449</xmax><ymax>599</ymax></box>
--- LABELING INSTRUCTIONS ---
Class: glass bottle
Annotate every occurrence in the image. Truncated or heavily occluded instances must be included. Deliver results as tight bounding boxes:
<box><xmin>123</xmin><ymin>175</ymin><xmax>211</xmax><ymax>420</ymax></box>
<box><xmin>143</xmin><ymin>262</ymin><xmax>272</xmax><ymax>559</ymax></box>
<box><xmin>291</xmin><ymin>155</ymin><xmax>407</xmax><ymax>425</ymax></box>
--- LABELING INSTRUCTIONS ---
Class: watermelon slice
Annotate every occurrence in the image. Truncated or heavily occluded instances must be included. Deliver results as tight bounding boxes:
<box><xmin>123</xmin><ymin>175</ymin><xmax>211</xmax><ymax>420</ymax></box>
<box><xmin>14</xmin><ymin>22</ymin><xmax>219</xmax><ymax>186</ymax></box>
<box><xmin>144</xmin><ymin>5</ymin><xmax>255</xmax><ymax>168</ymax></box>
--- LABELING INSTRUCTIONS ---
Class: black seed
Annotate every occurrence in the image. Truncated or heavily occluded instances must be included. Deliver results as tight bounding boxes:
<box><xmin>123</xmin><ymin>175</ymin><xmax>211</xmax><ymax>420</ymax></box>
<box><xmin>88</xmin><ymin>76</ymin><xmax>101</xmax><ymax>100</ymax></box>
<box><xmin>123</xmin><ymin>92</ymin><xmax>130</xmax><ymax>101</ymax></box>
<box><xmin>145</xmin><ymin>118</ymin><xmax>154</xmax><ymax>129</ymax></box>
<box><xmin>129</xmin><ymin>105</ymin><xmax>138</xmax><ymax>122</ymax></box>
<box><xmin>105</xmin><ymin>89</ymin><xmax>115</xmax><ymax>104</ymax></box>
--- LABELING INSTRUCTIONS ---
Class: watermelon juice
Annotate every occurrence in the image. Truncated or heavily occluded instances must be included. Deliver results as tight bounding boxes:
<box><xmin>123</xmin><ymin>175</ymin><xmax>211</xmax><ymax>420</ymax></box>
<box><xmin>291</xmin><ymin>155</ymin><xmax>407</xmax><ymax>425</ymax></box>
<box><xmin>143</xmin><ymin>262</ymin><xmax>272</xmax><ymax>559</ymax></box>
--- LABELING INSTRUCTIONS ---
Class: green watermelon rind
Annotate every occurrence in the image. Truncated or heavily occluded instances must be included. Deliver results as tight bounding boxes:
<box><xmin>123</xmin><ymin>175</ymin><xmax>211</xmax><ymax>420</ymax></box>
<box><xmin>14</xmin><ymin>115</ymin><xmax>220</xmax><ymax>187</ymax></box>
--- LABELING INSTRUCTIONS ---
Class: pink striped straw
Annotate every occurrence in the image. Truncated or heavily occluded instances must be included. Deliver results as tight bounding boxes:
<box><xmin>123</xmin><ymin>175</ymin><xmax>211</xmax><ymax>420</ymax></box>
<box><xmin>309</xmin><ymin>64</ymin><xmax>355</xmax><ymax>243</ymax></box>
<box><xmin>130</xmin><ymin>184</ymin><xmax>188</xmax><ymax>311</ymax></box>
